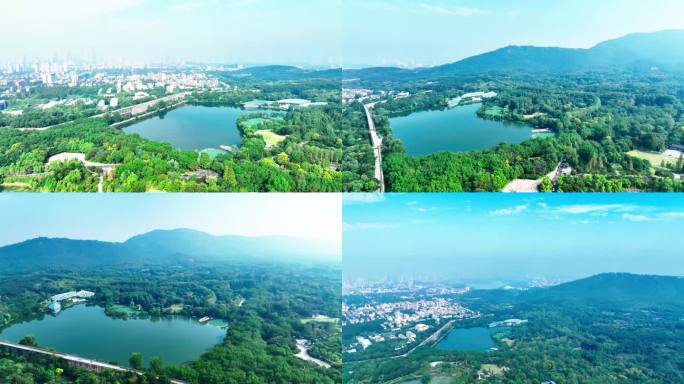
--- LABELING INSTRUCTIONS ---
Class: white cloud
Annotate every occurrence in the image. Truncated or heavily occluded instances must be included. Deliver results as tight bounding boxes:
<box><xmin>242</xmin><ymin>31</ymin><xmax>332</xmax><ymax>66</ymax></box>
<box><xmin>343</xmin><ymin>222</ymin><xmax>398</xmax><ymax>231</ymax></box>
<box><xmin>419</xmin><ymin>3</ymin><xmax>484</xmax><ymax>16</ymax></box>
<box><xmin>659</xmin><ymin>211</ymin><xmax>684</xmax><ymax>219</ymax></box>
<box><xmin>622</xmin><ymin>213</ymin><xmax>652</xmax><ymax>222</ymax></box>
<box><xmin>490</xmin><ymin>205</ymin><xmax>528</xmax><ymax>216</ymax></box>
<box><xmin>553</xmin><ymin>204</ymin><xmax>633</xmax><ymax>215</ymax></box>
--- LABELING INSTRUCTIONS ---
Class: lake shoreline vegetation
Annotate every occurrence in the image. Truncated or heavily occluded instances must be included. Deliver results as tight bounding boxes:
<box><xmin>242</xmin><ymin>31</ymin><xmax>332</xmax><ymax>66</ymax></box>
<box><xmin>0</xmin><ymin>231</ymin><xmax>342</xmax><ymax>383</ymax></box>
<box><xmin>344</xmin><ymin>30</ymin><xmax>684</xmax><ymax>192</ymax></box>
<box><xmin>356</xmin><ymin>72</ymin><xmax>684</xmax><ymax>192</ymax></box>
<box><xmin>344</xmin><ymin>273</ymin><xmax>684</xmax><ymax>384</ymax></box>
<box><xmin>0</xmin><ymin>72</ymin><xmax>344</xmax><ymax>192</ymax></box>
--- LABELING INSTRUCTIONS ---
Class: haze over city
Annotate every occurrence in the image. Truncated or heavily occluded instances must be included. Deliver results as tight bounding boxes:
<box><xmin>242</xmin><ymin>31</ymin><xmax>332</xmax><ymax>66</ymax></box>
<box><xmin>342</xmin><ymin>0</ymin><xmax>684</xmax><ymax>67</ymax></box>
<box><xmin>343</xmin><ymin>194</ymin><xmax>684</xmax><ymax>285</ymax></box>
<box><xmin>0</xmin><ymin>0</ymin><xmax>341</xmax><ymax>66</ymax></box>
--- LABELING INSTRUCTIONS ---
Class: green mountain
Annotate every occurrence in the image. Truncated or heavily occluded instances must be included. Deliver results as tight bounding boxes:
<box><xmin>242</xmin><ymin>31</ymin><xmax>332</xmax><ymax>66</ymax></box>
<box><xmin>231</xmin><ymin>65</ymin><xmax>341</xmax><ymax>80</ymax></box>
<box><xmin>0</xmin><ymin>229</ymin><xmax>339</xmax><ymax>272</ymax></box>
<box><xmin>524</xmin><ymin>273</ymin><xmax>684</xmax><ymax>309</ymax></box>
<box><xmin>347</xmin><ymin>30</ymin><xmax>684</xmax><ymax>80</ymax></box>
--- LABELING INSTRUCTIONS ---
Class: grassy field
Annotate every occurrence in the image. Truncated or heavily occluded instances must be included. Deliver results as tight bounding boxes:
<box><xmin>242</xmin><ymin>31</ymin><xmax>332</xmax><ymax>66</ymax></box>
<box><xmin>242</xmin><ymin>117</ymin><xmax>265</xmax><ymax>128</ymax></box>
<box><xmin>627</xmin><ymin>150</ymin><xmax>679</xmax><ymax>169</ymax></box>
<box><xmin>166</xmin><ymin>304</ymin><xmax>184</xmax><ymax>314</ymax></box>
<box><xmin>479</xmin><ymin>364</ymin><xmax>507</xmax><ymax>377</ymax></box>
<box><xmin>255</xmin><ymin>129</ymin><xmax>287</xmax><ymax>147</ymax></box>
<box><xmin>109</xmin><ymin>304</ymin><xmax>140</xmax><ymax>315</ymax></box>
<box><xmin>483</xmin><ymin>105</ymin><xmax>504</xmax><ymax>117</ymax></box>
<box><xmin>523</xmin><ymin>112</ymin><xmax>547</xmax><ymax>119</ymax></box>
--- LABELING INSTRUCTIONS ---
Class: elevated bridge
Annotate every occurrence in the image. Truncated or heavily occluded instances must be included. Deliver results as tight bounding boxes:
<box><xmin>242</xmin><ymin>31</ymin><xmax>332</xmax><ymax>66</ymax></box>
<box><xmin>0</xmin><ymin>340</ymin><xmax>188</xmax><ymax>384</ymax></box>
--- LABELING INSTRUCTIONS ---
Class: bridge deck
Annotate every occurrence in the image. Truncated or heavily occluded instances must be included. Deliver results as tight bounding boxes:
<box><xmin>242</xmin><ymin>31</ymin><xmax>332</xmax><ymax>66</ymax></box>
<box><xmin>0</xmin><ymin>340</ymin><xmax>188</xmax><ymax>384</ymax></box>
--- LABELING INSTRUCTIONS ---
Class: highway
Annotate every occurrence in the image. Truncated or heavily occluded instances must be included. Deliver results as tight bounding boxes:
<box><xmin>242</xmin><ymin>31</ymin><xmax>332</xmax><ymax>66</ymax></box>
<box><xmin>347</xmin><ymin>320</ymin><xmax>456</xmax><ymax>364</ymax></box>
<box><xmin>392</xmin><ymin>320</ymin><xmax>455</xmax><ymax>359</ymax></box>
<box><xmin>363</xmin><ymin>103</ymin><xmax>385</xmax><ymax>192</ymax></box>
<box><xmin>0</xmin><ymin>340</ymin><xmax>188</xmax><ymax>383</ymax></box>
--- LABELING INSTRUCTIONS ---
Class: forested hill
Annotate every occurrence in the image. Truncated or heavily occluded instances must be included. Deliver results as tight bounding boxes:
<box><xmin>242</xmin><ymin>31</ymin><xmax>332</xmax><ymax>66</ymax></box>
<box><xmin>346</xmin><ymin>29</ymin><xmax>684</xmax><ymax>80</ymax></box>
<box><xmin>0</xmin><ymin>228</ymin><xmax>339</xmax><ymax>271</ymax></box>
<box><xmin>522</xmin><ymin>273</ymin><xmax>684</xmax><ymax>309</ymax></box>
<box><xmin>231</xmin><ymin>65</ymin><xmax>342</xmax><ymax>81</ymax></box>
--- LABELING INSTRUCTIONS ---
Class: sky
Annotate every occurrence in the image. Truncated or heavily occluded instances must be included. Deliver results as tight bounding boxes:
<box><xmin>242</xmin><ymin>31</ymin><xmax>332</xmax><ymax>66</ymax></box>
<box><xmin>0</xmin><ymin>194</ymin><xmax>341</xmax><ymax>249</ymax></box>
<box><xmin>0</xmin><ymin>0</ymin><xmax>341</xmax><ymax>66</ymax></box>
<box><xmin>344</xmin><ymin>193</ymin><xmax>684</xmax><ymax>285</ymax></box>
<box><xmin>6</xmin><ymin>1</ymin><xmax>683</xmax><ymax>68</ymax></box>
<box><xmin>343</xmin><ymin>0</ymin><xmax>684</xmax><ymax>67</ymax></box>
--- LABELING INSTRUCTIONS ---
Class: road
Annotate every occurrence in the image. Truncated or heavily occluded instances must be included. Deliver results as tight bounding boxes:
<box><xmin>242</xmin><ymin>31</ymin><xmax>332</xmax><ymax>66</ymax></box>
<box><xmin>363</xmin><ymin>103</ymin><xmax>385</xmax><ymax>192</ymax></box>
<box><xmin>392</xmin><ymin>320</ymin><xmax>455</xmax><ymax>359</ymax></box>
<box><xmin>16</xmin><ymin>92</ymin><xmax>191</xmax><ymax>132</ymax></box>
<box><xmin>0</xmin><ymin>340</ymin><xmax>188</xmax><ymax>384</ymax></box>
<box><xmin>45</xmin><ymin>153</ymin><xmax>117</xmax><ymax>193</ymax></box>
<box><xmin>502</xmin><ymin>161</ymin><xmax>571</xmax><ymax>192</ymax></box>
<box><xmin>294</xmin><ymin>339</ymin><xmax>332</xmax><ymax>368</ymax></box>
<box><xmin>348</xmin><ymin>320</ymin><xmax>456</xmax><ymax>364</ymax></box>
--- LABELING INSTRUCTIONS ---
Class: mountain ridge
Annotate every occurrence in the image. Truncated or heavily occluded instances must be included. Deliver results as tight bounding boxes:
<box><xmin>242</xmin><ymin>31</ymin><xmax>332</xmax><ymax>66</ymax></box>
<box><xmin>521</xmin><ymin>272</ymin><xmax>684</xmax><ymax>309</ymax></box>
<box><xmin>0</xmin><ymin>228</ymin><xmax>340</xmax><ymax>271</ymax></box>
<box><xmin>345</xmin><ymin>30</ymin><xmax>684</xmax><ymax>80</ymax></box>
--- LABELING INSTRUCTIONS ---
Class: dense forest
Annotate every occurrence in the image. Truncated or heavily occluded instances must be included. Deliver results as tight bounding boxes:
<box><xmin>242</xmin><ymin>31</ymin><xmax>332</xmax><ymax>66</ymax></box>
<box><xmin>363</xmin><ymin>71</ymin><xmax>684</xmax><ymax>192</ymax></box>
<box><xmin>0</xmin><ymin>77</ymin><xmax>346</xmax><ymax>192</ymax></box>
<box><xmin>344</xmin><ymin>274</ymin><xmax>684</xmax><ymax>384</ymax></box>
<box><xmin>0</xmin><ymin>257</ymin><xmax>341</xmax><ymax>383</ymax></box>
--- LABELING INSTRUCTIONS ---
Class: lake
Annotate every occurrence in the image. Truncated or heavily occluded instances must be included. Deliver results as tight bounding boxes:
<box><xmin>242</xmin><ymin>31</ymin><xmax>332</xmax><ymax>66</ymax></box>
<box><xmin>435</xmin><ymin>327</ymin><xmax>503</xmax><ymax>352</ymax></box>
<box><xmin>389</xmin><ymin>103</ymin><xmax>534</xmax><ymax>156</ymax></box>
<box><xmin>0</xmin><ymin>305</ymin><xmax>225</xmax><ymax>367</ymax></box>
<box><xmin>123</xmin><ymin>105</ymin><xmax>250</xmax><ymax>151</ymax></box>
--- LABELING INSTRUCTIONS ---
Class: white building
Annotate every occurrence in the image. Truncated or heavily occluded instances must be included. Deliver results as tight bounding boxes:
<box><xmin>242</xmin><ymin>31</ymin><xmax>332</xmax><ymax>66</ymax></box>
<box><xmin>51</xmin><ymin>290</ymin><xmax>95</xmax><ymax>302</ymax></box>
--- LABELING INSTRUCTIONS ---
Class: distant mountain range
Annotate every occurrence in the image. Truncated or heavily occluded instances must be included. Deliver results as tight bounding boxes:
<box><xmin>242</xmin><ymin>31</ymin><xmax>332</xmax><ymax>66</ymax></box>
<box><xmin>230</xmin><ymin>65</ymin><xmax>341</xmax><ymax>80</ymax></box>
<box><xmin>522</xmin><ymin>273</ymin><xmax>684</xmax><ymax>309</ymax></box>
<box><xmin>0</xmin><ymin>229</ymin><xmax>340</xmax><ymax>272</ymax></box>
<box><xmin>346</xmin><ymin>30</ymin><xmax>684</xmax><ymax>80</ymax></box>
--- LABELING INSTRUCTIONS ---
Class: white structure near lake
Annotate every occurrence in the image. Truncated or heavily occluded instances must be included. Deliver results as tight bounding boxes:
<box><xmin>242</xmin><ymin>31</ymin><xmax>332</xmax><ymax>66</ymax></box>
<box><xmin>51</xmin><ymin>290</ymin><xmax>95</xmax><ymax>302</ymax></box>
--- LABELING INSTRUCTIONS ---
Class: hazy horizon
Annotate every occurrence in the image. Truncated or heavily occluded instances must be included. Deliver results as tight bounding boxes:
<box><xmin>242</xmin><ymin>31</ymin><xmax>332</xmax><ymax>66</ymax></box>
<box><xmin>0</xmin><ymin>0</ymin><xmax>341</xmax><ymax>66</ymax></box>
<box><xmin>0</xmin><ymin>194</ymin><xmax>341</xmax><ymax>249</ymax></box>
<box><xmin>343</xmin><ymin>194</ymin><xmax>684</xmax><ymax>284</ymax></box>
<box><xmin>343</xmin><ymin>0</ymin><xmax>684</xmax><ymax>68</ymax></box>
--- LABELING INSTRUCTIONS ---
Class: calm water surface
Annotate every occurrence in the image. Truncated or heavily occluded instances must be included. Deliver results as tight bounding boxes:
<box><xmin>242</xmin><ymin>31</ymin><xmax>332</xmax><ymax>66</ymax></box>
<box><xmin>435</xmin><ymin>327</ymin><xmax>503</xmax><ymax>352</ymax></box>
<box><xmin>0</xmin><ymin>305</ymin><xmax>225</xmax><ymax>367</ymax></box>
<box><xmin>123</xmin><ymin>105</ymin><xmax>250</xmax><ymax>151</ymax></box>
<box><xmin>390</xmin><ymin>103</ymin><xmax>533</xmax><ymax>156</ymax></box>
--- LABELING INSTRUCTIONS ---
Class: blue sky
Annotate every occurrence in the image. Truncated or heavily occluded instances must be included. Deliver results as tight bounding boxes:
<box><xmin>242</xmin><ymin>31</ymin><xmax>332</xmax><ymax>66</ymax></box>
<box><xmin>0</xmin><ymin>0</ymin><xmax>341</xmax><ymax>66</ymax></box>
<box><xmin>343</xmin><ymin>0</ymin><xmax>684</xmax><ymax>67</ymax></box>
<box><xmin>5</xmin><ymin>1</ymin><xmax>683</xmax><ymax>68</ymax></box>
<box><xmin>343</xmin><ymin>194</ymin><xmax>684</xmax><ymax>284</ymax></box>
<box><xmin>0</xmin><ymin>194</ymin><xmax>341</xmax><ymax>247</ymax></box>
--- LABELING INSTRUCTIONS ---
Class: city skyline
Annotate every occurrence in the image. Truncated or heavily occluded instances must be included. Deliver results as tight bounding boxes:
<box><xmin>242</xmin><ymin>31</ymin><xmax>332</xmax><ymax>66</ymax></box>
<box><xmin>343</xmin><ymin>0</ymin><xmax>684</xmax><ymax>67</ymax></box>
<box><xmin>1</xmin><ymin>0</ymin><xmax>341</xmax><ymax>66</ymax></box>
<box><xmin>343</xmin><ymin>194</ymin><xmax>684</xmax><ymax>284</ymax></box>
<box><xmin>0</xmin><ymin>194</ymin><xmax>341</xmax><ymax>248</ymax></box>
